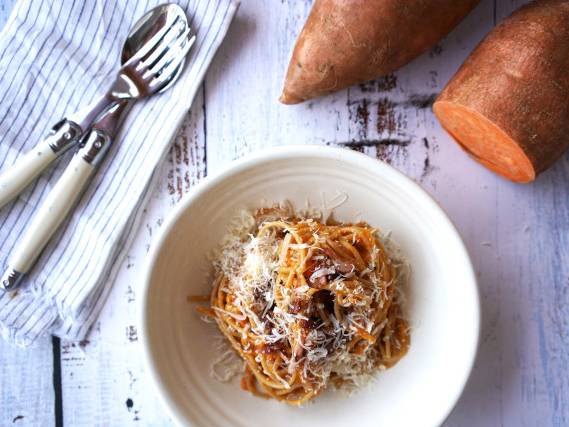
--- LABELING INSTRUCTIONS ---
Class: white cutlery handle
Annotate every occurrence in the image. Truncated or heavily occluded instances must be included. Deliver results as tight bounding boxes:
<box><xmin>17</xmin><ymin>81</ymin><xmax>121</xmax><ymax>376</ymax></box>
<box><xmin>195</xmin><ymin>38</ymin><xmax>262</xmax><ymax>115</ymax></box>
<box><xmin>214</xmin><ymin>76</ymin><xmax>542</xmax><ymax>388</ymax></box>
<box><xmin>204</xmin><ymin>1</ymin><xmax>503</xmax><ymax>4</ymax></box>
<box><xmin>0</xmin><ymin>143</ymin><xmax>57</xmax><ymax>208</ymax></box>
<box><xmin>0</xmin><ymin>127</ymin><xmax>112</xmax><ymax>292</ymax></box>
<box><xmin>0</xmin><ymin>119</ymin><xmax>82</xmax><ymax>209</ymax></box>
<box><xmin>10</xmin><ymin>155</ymin><xmax>95</xmax><ymax>273</ymax></box>
<box><xmin>0</xmin><ymin>103</ymin><xmax>124</xmax><ymax>292</ymax></box>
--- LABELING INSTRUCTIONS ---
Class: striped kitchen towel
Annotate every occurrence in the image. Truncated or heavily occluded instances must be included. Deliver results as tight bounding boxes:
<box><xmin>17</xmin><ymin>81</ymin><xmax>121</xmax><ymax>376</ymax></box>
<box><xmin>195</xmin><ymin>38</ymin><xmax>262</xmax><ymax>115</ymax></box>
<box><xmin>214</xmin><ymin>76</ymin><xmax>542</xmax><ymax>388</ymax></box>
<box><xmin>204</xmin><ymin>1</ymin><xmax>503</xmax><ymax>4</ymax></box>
<box><xmin>0</xmin><ymin>0</ymin><xmax>238</xmax><ymax>346</ymax></box>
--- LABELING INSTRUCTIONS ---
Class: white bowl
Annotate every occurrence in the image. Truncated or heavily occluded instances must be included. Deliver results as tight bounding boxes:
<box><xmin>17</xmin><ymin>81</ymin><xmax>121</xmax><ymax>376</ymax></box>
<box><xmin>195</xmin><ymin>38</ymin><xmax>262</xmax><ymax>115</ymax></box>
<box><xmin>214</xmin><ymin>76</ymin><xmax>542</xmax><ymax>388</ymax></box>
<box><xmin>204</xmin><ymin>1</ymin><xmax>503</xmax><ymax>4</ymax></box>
<box><xmin>139</xmin><ymin>145</ymin><xmax>479</xmax><ymax>427</ymax></box>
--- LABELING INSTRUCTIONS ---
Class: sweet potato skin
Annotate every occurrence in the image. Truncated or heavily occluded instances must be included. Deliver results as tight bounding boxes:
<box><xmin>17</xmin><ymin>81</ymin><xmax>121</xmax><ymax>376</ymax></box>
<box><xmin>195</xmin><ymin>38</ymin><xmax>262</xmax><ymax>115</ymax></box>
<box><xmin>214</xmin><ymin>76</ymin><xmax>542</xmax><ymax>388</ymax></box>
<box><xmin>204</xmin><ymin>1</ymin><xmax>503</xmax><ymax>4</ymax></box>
<box><xmin>280</xmin><ymin>0</ymin><xmax>480</xmax><ymax>104</ymax></box>
<box><xmin>434</xmin><ymin>0</ymin><xmax>569</xmax><ymax>182</ymax></box>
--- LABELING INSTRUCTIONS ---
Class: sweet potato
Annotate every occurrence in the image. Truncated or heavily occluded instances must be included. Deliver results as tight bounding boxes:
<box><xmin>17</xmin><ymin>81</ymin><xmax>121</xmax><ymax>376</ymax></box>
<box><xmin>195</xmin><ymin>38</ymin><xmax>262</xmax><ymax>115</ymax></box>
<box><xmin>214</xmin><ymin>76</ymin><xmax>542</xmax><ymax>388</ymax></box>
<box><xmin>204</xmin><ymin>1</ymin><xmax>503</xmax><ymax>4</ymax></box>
<box><xmin>280</xmin><ymin>0</ymin><xmax>480</xmax><ymax>104</ymax></box>
<box><xmin>434</xmin><ymin>0</ymin><xmax>569</xmax><ymax>183</ymax></box>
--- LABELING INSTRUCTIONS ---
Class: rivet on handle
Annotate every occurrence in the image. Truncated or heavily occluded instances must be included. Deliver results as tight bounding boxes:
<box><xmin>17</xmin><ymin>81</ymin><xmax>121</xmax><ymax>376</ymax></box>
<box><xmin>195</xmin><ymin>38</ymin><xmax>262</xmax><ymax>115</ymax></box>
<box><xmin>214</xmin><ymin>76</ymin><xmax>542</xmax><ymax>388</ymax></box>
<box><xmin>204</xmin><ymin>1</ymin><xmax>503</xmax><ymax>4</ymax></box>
<box><xmin>0</xmin><ymin>268</ymin><xmax>24</xmax><ymax>292</ymax></box>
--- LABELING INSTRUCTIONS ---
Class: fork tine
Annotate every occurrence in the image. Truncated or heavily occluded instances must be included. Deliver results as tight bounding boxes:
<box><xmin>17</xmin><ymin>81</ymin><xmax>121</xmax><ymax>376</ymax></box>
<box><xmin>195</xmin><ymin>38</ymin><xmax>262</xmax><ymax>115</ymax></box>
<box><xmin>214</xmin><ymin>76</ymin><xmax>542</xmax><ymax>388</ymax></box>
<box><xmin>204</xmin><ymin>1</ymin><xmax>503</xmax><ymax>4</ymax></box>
<box><xmin>149</xmin><ymin>35</ymin><xmax>195</xmax><ymax>88</ymax></box>
<box><xmin>124</xmin><ymin>16</ymin><xmax>182</xmax><ymax>68</ymax></box>
<box><xmin>146</xmin><ymin>29</ymin><xmax>193</xmax><ymax>75</ymax></box>
<box><xmin>137</xmin><ymin>19</ymin><xmax>187</xmax><ymax>72</ymax></box>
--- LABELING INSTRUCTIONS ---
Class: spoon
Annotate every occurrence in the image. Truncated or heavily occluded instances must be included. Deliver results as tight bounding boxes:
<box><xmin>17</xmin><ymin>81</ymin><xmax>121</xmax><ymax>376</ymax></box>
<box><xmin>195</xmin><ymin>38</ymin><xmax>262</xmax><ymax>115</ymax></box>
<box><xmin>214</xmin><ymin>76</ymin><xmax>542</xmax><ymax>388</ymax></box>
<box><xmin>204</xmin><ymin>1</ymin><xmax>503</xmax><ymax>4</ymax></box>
<box><xmin>0</xmin><ymin>4</ymin><xmax>196</xmax><ymax>292</ymax></box>
<box><xmin>0</xmin><ymin>3</ymin><xmax>195</xmax><ymax>209</ymax></box>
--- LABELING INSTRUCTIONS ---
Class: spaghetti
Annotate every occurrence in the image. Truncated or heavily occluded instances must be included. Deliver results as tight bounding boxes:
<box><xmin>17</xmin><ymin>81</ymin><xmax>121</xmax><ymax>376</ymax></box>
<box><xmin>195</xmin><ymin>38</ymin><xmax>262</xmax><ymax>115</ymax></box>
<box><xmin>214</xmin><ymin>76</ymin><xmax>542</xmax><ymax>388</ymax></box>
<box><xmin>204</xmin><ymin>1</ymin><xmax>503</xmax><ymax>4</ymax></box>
<box><xmin>198</xmin><ymin>206</ymin><xmax>409</xmax><ymax>405</ymax></box>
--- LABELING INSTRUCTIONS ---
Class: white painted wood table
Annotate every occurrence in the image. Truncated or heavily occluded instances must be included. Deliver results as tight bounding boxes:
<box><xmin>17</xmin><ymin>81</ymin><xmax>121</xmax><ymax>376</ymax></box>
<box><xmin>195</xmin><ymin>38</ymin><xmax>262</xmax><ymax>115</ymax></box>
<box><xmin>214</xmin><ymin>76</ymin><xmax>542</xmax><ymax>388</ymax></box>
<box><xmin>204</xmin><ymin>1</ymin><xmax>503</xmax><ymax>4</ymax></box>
<box><xmin>1</xmin><ymin>0</ymin><xmax>568</xmax><ymax>425</ymax></box>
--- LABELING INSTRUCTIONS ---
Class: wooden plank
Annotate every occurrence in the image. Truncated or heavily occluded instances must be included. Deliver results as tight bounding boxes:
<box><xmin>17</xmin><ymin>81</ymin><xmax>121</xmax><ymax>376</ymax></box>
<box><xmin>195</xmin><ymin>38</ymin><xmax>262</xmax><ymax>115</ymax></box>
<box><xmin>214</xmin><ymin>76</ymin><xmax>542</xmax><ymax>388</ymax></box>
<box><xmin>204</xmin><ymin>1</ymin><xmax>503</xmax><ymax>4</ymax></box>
<box><xmin>472</xmin><ymin>3</ymin><xmax>566</xmax><ymax>426</ymax></box>
<box><xmin>0</xmin><ymin>336</ymin><xmax>55</xmax><ymax>426</ymax></box>
<box><xmin>204</xmin><ymin>0</ymin><xmax>352</xmax><ymax>172</ymax></box>
<box><xmin>442</xmin><ymin>1</ymin><xmax>569</xmax><ymax>426</ymax></box>
<box><xmin>58</xmin><ymin>89</ymin><xmax>206</xmax><ymax>426</ymax></box>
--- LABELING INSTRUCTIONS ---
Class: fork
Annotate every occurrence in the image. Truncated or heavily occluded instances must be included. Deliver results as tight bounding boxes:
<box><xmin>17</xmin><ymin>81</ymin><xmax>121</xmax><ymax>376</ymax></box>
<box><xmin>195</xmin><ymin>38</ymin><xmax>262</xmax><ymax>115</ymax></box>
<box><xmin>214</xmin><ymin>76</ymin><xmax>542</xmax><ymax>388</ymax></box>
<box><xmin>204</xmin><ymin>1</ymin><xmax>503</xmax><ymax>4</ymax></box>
<box><xmin>0</xmin><ymin>17</ymin><xmax>195</xmax><ymax>292</ymax></box>
<box><xmin>0</xmin><ymin>14</ymin><xmax>193</xmax><ymax>210</ymax></box>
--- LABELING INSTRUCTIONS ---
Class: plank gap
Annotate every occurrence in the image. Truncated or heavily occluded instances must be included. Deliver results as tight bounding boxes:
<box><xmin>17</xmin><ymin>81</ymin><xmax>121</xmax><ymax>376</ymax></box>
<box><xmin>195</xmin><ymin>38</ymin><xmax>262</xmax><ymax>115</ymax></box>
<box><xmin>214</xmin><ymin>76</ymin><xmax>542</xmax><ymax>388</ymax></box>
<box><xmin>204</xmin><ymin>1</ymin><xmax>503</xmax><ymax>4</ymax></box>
<box><xmin>51</xmin><ymin>336</ymin><xmax>64</xmax><ymax>427</ymax></box>
<box><xmin>202</xmin><ymin>83</ymin><xmax>208</xmax><ymax>177</ymax></box>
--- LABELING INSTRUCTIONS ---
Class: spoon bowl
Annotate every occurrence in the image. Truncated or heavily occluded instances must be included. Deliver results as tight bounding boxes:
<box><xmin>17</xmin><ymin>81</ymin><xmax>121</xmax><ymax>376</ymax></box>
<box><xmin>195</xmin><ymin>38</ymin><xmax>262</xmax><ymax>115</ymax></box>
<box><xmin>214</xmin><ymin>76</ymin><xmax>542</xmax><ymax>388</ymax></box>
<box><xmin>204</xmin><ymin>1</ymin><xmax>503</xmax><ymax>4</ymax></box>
<box><xmin>122</xmin><ymin>3</ymin><xmax>193</xmax><ymax>93</ymax></box>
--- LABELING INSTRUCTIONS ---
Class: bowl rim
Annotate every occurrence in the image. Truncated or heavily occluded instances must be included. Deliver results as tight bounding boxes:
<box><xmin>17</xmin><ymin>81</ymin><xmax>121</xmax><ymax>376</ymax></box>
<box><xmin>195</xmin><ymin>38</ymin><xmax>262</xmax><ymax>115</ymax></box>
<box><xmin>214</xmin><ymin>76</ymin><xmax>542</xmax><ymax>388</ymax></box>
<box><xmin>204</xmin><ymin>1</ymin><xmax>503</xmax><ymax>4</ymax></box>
<box><xmin>139</xmin><ymin>144</ymin><xmax>481</xmax><ymax>427</ymax></box>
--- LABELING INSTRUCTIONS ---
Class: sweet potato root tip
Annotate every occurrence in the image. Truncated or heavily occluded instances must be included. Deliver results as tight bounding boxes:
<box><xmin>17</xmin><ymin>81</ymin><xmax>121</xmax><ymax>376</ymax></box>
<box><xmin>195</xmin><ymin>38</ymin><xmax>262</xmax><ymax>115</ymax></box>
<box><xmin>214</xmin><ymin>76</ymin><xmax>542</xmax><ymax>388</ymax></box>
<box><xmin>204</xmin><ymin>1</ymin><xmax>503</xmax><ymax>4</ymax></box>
<box><xmin>279</xmin><ymin>88</ymin><xmax>302</xmax><ymax>105</ymax></box>
<box><xmin>433</xmin><ymin>102</ymin><xmax>536</xmax><ymax>183</ymax></box>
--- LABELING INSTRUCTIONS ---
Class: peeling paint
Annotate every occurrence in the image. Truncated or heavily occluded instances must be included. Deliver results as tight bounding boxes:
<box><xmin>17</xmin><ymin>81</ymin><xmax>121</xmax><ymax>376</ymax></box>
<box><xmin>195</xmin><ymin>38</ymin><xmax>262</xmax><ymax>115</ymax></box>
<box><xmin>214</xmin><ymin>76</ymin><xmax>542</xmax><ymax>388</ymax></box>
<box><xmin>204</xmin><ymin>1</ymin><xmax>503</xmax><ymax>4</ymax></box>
<box><xmin>420</xmin><ymin>137</ymin><xmax>438</xmax><ymax>181</ymax></box>
<box><xmin>126</xmin><ymin>326</ymin><xmax>138</xmax><ymax>343</ymax></box>
<box><xmin>405</xmin><ymin>93</ymin><xmax>437</xmax><ymax>109</ymax></box>
<box><xmin>429</xmin><ymin>43</ymin><xmax>443</xmax><ymax>58</ymax></box>
<box><xmin>126</xmin><ymin>285</ymin><xmax>135</xmax><ymax>304</ymax></box>
<box><xmin>358</xmin><ymin>74</ymin><xmax>397</xmax><ymax>92</ymax></box>
<box><xmin>336</xmin><ymin>139</ymin><xmax>411</xmax><ymax>148</ymax></box>
<box><xmin>376</xmin><ymin>98</ymin><xmax>398</xmax><ymax>134</ymax></box>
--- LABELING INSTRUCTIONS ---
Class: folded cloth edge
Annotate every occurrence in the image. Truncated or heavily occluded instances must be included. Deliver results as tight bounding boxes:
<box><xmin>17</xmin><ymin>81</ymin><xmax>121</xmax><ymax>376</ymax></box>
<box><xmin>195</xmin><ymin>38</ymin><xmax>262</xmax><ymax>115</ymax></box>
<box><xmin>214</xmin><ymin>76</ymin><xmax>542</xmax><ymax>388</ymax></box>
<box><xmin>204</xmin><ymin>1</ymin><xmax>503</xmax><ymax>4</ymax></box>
<box><xmin>0</xmin><ymin>0</ymin><xmax>240</xmax><ymax>347</ymax></box>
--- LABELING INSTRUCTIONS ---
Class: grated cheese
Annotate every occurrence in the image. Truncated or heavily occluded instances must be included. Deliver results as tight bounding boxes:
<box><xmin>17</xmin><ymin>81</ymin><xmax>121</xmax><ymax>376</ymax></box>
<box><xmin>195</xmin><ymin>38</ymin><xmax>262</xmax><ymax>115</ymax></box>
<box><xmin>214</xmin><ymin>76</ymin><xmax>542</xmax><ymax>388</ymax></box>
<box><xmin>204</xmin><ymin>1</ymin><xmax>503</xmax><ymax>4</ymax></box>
<box><xmin>208</xmin><ymin>206</ymin><xmax>410</xmax><ymax>397</ymax></box>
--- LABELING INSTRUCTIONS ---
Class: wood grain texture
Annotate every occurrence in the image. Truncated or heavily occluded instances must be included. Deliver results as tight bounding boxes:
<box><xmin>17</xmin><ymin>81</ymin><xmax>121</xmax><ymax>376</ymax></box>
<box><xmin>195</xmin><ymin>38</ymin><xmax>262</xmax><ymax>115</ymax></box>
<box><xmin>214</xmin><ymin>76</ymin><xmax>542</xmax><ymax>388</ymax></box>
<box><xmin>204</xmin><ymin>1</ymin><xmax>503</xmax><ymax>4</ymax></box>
<box><xmin>0</xmin><ymin>336</ymin><xmax>55</xmax><ymax>425</ymax></box>
<box><xmin>1</xmin><ymin>0</ymin><xmax>569</xmax><ymax>426</ymax></box>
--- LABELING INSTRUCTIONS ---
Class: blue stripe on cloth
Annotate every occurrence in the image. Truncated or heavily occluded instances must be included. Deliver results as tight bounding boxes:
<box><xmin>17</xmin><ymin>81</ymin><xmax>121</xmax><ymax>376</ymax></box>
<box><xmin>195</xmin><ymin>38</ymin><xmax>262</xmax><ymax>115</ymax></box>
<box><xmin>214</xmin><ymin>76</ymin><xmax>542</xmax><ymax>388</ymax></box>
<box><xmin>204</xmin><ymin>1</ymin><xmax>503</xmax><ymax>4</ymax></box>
<box><xmin>67</xmin><ymin>0</ymin><xmax>232</xmax><ymax>328</ymax></box>
<box><xmin>0</xmin><ymin>0</ymin><xmax>118</xmax><ymax>323</ymax></box>
<box><xmin>0</xmin><ymin>0</ymin><xmax>239</xmax><ymax>346</ymax></box>
<box><xmin>68</xmin><ymin>0</ymin><xmax>235</xmax><ymax>340</ymax></box>
<box><xmin>59</xmin><ymin>0</ymin><xmax>220</xmax><ymax>314</ymax></box>
<box><xmin>44</xmin><ymin>0</ymin><xmax>217</xmax><ymax>308</ymax></box>
<box><xmin>0</xmin><ymin>0</ymin><xmax>124</xmax><ymax>335</ymax></box>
